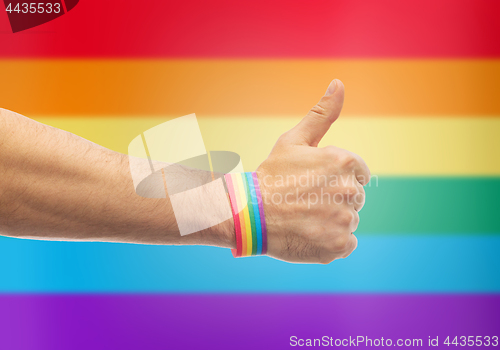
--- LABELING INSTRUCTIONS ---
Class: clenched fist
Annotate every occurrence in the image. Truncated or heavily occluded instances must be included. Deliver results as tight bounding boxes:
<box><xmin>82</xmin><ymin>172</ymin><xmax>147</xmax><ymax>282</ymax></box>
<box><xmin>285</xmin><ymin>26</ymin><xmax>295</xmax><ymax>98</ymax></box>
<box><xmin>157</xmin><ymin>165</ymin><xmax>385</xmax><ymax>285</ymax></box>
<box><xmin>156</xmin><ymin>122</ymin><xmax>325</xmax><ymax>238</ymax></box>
<box><xmin>0</xmin><ymin>79</ymin><xmax>369</xmax><ymax>265</ymax></box>
<box><xmin>257</xmin><ymin>80</ymin><xmax>371</xmax><ymax>264</ymax></box>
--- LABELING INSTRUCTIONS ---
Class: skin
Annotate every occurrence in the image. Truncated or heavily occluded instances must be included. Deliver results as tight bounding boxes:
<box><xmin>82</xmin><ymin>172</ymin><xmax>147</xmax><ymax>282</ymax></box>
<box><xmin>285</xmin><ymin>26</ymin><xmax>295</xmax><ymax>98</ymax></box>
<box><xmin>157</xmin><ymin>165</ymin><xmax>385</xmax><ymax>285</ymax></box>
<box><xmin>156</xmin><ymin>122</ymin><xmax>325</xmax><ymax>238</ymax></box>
<box><xmin>259</xmin><ymin>80</ymin><xmax>370</xmax><ymax>263</ymax></box>
<box><xmin>0</xmin><ymin>79</ymin><xmax>369</xmax><ymax>264</ymax></box>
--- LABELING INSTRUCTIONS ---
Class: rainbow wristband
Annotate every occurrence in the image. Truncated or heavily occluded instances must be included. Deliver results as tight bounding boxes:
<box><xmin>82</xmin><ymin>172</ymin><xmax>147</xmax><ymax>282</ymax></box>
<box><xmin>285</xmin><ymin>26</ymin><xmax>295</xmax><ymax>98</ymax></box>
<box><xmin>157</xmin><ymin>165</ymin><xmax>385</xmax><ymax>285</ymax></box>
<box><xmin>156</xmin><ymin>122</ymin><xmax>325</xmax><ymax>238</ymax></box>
<box><xmin>224</xmin><ymin>172</ymin><xmax>267</xmax><ymax>257</ymax></box>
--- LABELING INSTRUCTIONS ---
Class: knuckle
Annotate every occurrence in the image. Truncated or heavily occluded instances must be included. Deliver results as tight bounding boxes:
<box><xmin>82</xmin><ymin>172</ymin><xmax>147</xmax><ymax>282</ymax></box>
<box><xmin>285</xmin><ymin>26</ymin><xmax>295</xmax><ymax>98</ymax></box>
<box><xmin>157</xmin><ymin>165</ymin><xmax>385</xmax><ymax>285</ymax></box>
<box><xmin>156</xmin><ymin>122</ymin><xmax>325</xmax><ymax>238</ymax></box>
<box><xmin>357</xmin><ymin>167</ymin><xmax>371</xmax><ymax>186</ymax></box>
<box><xmin>337</xmin><ymin>210</ymin><xmax>354</xmax><ymax>226</ymax></box>
<box><xmin>359</xmin><ymin>175</ymin><xmax>370</xmax><ymax>186</ymax></box>
<box><xmin>319</xmin><ymin>255</ymin><xmax>334</xmax><ymax>264</ymax></box>
<box><xmin>309</xmin><ymin>104</ymin><xmax>329</xmax><ymax>119</ymax></box>
<box><xmin>308</xmin><ymin>226</ymin><xmax>324</xmax><ymax>239</ymax></box>
<box><xmin>354</xmin><ymin>194</ymin><xmax>365</xmax><ymax>210</ymax></box>
<box><xmin>342</xmin><ymin>185</ymin><xmax>358</xmax><ymax>198</ymax></box>
<box><xmin>277</xmin><ymin>131</ymin><xmax>291</xmax><ymax>144</ymax></box>
<box><xmin>323</xmin><ymin>145</ymin><xmax>337</xmax><ymax>153</ymax></box>
<box><xmin>332</xmin><ymin>235</ymin><xmax>350</xmax><ymax>252</ymax></box>
<box><xmin>355</xmin><ymin>188</ymin><xmax>365</xmax><ymax>200</ymax></box>
<box><xmin>364</xmin><ymin>162</ymin><xmax>371</xmax><ymax>178</ymax></box>
<box><xmin>340</xmin><ymin>251</ymin><xmax>353</xmax><ymax>259</ymax></box>
<box><xmin>352</xmin><ymin>213</ymin><xmax>360</xmax><ymax>230</ymax></box>
<box><xmin>357</xmin><ymin>185</ymin><xmax>365</xmax><ymax>196</ymax></box>
<box><xmin>340</xmin><ymin>153</ymin><xmax>356</xmax><ymax>169</ymax></box>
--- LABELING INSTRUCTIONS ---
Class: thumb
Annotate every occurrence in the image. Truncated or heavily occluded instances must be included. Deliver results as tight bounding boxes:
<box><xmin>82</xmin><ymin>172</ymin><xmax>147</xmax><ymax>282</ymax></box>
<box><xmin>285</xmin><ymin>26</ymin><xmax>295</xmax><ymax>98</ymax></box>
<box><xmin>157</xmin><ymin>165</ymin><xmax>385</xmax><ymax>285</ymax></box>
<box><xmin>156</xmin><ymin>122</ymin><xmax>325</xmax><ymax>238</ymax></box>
<box><xmin>286</xmin><ymin>79</ymin><xmax>345</xmax><ymax>147</ymax></box>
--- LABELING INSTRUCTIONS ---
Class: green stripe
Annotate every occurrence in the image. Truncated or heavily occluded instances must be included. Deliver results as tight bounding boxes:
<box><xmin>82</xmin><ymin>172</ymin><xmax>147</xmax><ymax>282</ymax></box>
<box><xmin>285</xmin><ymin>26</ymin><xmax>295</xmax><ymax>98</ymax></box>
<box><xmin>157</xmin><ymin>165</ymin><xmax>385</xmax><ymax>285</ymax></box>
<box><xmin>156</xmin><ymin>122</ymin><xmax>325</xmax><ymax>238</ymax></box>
<box><xmin>358</xmin><ymin>177</ymin><xmax>500</xmax><ymax>234</ymax></box>
<box><xmin>242</xmin><ymin>173</ymin><xmax>258</xmax><ymax>255</ymax></box>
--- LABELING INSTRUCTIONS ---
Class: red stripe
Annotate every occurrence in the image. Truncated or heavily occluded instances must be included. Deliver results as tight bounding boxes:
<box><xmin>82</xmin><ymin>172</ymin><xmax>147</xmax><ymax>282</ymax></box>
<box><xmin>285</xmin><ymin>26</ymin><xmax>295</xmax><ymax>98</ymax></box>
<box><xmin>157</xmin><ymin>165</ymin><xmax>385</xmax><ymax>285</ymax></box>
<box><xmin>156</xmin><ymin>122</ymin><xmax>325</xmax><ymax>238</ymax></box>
<box><xmin>224</xmin><ymin>174</ymin><xmax>241</xmax><ymax>257</ymax></box>
<box><xmin>0</xmin><ymin>0</ymin><xmax>499</xmax><ymax>58</ymax></box>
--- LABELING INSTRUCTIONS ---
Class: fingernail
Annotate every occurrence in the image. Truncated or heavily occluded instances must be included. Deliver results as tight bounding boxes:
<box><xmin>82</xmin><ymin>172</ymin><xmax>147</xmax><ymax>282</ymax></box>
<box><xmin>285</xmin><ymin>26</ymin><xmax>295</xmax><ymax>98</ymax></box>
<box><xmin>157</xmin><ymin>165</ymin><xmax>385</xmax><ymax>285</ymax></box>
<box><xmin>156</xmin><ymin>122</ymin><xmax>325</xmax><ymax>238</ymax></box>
<box><xmin>325</xmin><ymin>79</ymin><xmax>337</xmax><ymax>96</ymax></box>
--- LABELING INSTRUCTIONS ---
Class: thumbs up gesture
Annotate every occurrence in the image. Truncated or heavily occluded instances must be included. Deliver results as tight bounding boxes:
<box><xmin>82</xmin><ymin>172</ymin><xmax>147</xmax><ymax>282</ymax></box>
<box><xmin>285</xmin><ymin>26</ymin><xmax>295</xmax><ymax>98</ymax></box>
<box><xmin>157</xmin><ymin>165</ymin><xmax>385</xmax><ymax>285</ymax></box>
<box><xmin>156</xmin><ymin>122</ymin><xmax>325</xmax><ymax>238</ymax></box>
<box><xmin>257</xmin><ymin>80</ymin><xmax>371</xmax><ymax>264</ymax></box>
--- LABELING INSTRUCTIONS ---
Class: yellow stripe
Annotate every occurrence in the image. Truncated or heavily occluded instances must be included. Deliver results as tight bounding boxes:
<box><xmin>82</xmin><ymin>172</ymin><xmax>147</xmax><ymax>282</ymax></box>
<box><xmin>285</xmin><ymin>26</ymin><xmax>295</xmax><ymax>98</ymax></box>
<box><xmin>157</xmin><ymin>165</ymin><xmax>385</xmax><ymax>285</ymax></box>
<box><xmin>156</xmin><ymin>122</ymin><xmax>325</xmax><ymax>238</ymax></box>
<box><xmin>33</xmin><ymin>116</ymin><xmax>500</xmax><ymax>176</ymax></box>
<box><xmin>235</xmin><ymin>174</ymin><xmax>252</xmax><ymax>256</ymax></box>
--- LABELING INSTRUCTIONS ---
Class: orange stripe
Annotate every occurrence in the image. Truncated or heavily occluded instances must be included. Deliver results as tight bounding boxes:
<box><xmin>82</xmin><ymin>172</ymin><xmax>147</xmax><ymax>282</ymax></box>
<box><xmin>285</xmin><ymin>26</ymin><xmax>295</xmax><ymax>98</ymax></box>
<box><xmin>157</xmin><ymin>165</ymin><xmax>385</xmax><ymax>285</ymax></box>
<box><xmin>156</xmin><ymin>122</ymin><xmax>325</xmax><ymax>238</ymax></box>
<box><xmin>2</xmin><ymin>59</ymin><xmax>499</xmax><ymax>117</ymax></box>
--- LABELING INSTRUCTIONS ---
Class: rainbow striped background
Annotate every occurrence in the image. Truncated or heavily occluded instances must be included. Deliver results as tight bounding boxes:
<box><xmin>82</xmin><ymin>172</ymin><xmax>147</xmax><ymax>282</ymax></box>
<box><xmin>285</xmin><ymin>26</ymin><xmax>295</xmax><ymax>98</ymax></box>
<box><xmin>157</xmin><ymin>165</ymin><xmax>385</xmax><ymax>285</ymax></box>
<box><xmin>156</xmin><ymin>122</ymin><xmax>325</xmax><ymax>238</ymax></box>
<box><xmin>1</xmin><ymin>1</ymin><xmax>499</xmax><ymax>349</ymax></box>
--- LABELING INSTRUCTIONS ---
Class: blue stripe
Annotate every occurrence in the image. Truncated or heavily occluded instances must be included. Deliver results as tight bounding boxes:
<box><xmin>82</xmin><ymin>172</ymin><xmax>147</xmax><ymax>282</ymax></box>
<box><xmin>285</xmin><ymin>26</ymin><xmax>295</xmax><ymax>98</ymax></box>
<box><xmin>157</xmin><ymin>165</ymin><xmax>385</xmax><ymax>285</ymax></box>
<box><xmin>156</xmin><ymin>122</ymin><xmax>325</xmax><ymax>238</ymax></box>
<box><xmin>246</xmin><ymin>172</ymin><xmax>263</xmax><ymax>255</ymax></box>
<box><xmin>0</xmin><ymin>235</ymin><xmax>499</xmax><ymax>293</ymax></box>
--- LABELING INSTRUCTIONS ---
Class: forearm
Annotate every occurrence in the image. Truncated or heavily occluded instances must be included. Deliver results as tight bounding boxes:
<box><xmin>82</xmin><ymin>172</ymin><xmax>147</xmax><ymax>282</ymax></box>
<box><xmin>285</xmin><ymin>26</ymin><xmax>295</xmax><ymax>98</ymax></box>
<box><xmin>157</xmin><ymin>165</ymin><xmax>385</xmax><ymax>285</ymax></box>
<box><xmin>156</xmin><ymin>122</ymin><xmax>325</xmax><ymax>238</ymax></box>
<box><xmin>0</xmin><ymin>78</ymin><xmax>370</xmax><ymax>264</ymax></box>
<box><xmin>0</xmin><ymin>109</ymin><xmax>235</xmax><ymax>248</ymax></box>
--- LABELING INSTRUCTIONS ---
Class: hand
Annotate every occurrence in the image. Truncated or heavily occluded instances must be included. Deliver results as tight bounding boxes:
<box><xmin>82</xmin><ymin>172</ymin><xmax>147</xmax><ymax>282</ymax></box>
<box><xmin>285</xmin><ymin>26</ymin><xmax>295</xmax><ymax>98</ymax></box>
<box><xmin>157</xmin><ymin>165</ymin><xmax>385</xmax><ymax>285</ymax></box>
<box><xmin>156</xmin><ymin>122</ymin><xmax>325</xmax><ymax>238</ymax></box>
<box><xmin>257</xmin><ymin>79</ymin><xmax>370</xmax><ymax>264</ymax></box>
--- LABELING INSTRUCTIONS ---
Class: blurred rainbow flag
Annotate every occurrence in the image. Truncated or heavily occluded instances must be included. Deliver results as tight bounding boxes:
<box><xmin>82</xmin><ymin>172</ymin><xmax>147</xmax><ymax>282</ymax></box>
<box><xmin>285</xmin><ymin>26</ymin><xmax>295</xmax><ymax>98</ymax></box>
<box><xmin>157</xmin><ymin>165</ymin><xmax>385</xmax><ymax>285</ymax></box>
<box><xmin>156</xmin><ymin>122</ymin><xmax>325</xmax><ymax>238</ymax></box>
<box><xmin>0</xmin><ymin>1</ymin><xmax>499</xmax><ymax>349</ymax></box>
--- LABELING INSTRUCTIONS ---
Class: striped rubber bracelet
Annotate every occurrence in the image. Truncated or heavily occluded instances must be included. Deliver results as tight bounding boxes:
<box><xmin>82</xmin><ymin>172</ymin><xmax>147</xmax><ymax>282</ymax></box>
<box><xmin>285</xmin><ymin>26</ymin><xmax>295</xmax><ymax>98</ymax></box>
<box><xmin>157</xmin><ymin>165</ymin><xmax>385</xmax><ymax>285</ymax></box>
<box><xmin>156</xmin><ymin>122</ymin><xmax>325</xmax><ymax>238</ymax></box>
<box><xmin>224</xmin><ymin>172</ymin><xmax>267</xmax><ymax>257</ymax></box>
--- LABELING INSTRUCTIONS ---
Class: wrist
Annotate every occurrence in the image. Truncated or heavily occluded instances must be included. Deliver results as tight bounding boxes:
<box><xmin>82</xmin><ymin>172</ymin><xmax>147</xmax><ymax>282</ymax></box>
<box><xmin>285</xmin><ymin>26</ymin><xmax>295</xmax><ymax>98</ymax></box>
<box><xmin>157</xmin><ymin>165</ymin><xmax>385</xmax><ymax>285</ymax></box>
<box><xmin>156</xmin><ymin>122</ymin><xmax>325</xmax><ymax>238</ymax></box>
<box><xmin>224</xmin><ymin>171</ymin><xmax>267</xmax><ymax>257</ymax></box>
<box><xmin>173</xmin><ymin>196</ymin><xmax>236</xmax><ymax>249</ymax></box>
<box><xmin>205</xmin><ymin>217</ymin><xmax>236</xmax><ymax>249</ymax></box>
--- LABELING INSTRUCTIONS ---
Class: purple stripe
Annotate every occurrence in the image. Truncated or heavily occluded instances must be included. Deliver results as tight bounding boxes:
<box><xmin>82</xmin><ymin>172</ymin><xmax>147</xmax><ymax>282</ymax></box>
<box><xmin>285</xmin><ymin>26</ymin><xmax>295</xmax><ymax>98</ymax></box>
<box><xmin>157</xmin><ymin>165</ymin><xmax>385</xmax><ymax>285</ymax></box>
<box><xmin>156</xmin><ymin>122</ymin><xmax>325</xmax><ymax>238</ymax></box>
<box><xmin>253</xmin><ymin>172</ymin><xmax>267</xmax><ymax>255</ymax></box>
<box><xmin>0</xmin><ymin>295</ymin><xmax>499</xmax><ymax>350</ymax></box>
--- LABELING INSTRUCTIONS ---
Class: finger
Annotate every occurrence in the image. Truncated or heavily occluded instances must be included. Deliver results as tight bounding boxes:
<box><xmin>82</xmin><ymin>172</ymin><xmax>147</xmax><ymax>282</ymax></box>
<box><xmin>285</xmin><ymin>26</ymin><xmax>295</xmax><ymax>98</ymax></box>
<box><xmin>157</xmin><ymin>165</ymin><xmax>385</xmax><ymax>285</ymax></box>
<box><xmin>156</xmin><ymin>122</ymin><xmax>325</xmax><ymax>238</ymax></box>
<box><xmin>342</xmin><ymin>149</ymin><xmax>371</xmax><ymax>186</ymax></box>
<box><xmin>340</xmin><ymin>233</ymin><xmax>358</xmax><ymax>259</ymax></box>
<box><xmin>353</xmin><ymin>153</ymin><xmax>371</xmax><ymax>186</ymax></box>
<box><xmin>353</xmin><ymin>182</ymin><xmax>366</xmax><ymax>212</ymax></box>
<box><xmin>285</xmin><ymin>79</ymin><xmax>345</xmax><ymax>147</ymax></box>
<box><xmin>351</xmin><ymin>209</ymin><xmax>360</xmax><ymax>232</ymax></box>
<box><xmin>323</xmin><ymin>146</ymin><xmax>371</xmax><ymax>186</ymax></box>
